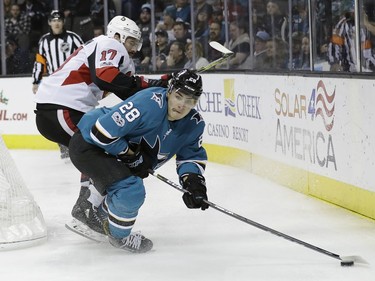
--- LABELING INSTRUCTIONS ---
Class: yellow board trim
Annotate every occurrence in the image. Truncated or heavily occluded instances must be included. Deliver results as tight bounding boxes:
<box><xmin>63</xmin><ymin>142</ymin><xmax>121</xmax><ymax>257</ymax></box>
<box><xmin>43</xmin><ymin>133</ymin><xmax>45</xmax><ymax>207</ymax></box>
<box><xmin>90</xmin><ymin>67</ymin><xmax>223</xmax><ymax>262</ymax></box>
<box><xmin>3</xmin><ymin>135</ymin><xmax>58</xmax><ymax>149</ymax></box>
<box><xmin>204</xmin><ymin>144</ymin><xmax>375</xmax><ymax>221</ymax></box>
<box><xmin>204</xmin><ymin>144</ymin><xmax>252</xmax><ymax>171</ymax></box>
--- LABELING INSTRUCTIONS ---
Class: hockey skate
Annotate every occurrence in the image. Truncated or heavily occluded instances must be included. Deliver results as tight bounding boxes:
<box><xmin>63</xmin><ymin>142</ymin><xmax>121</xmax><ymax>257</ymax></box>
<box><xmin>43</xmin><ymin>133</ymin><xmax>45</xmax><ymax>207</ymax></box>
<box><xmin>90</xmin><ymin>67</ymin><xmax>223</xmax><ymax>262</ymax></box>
<box><xmin>71</xmin><ymin>186</ymin><xmax>92</xmax><ymax>224</ymax></box>
<box><xmin>108</xmin><ymin>232</ymin><xmax>153</xmax><ymax>253</ymax></box>
<box><xmin>66</xmin><ymin>203</ymin><xmax>108</xmax><ymax>241</ymax></box>
<box><xmin>71</xmin><ymin>185</ymin><xmax>107</xmax><ymax>234</ymax></box>
<box><xmin>85</xmin><ymin>205</ymin><xmax>107</xmax><ymax>234</ymax></box>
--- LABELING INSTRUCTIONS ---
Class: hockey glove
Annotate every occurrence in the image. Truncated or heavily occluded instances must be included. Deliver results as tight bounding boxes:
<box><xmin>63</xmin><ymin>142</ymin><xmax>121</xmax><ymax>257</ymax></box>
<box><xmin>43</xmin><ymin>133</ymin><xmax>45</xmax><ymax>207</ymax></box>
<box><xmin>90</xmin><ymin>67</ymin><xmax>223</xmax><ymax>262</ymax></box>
<box><xmin>182</xmin><ymin>173</ymin><xmax>209</xmax><ymax>210</ymax></box>
<box><xmin>118</xmin><ymin>146</ymin><xmax>153</xmax><ymax>179</ymax></box>
<box><xmin>158</xmin><ymin>73</ymin><xmax>173</xmax><ymax>87</ymax></box>
<box><xmin>134</xmin><ymin>75</ymin><xmax>170</xmax><ymax>89</ymax></box>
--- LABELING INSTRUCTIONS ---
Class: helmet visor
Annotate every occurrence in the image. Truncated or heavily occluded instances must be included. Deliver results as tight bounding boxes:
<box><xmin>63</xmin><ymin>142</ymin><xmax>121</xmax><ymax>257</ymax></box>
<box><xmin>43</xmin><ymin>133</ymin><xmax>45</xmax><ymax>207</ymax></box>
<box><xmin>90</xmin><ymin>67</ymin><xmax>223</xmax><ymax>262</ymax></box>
<box><xmin>126</xmin><ymin>36</ymin><xmax>143</xmax><ymax>51</ymax></box>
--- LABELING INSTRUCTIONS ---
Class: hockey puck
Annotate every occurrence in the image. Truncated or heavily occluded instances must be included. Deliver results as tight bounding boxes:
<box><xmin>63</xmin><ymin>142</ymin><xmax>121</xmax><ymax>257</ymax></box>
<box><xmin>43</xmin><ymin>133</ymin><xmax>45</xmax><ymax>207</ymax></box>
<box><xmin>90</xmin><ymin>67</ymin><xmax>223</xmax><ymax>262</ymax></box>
<box><xmin>340</xmin><ymin>261</ymin><xmax>354</xmax><ymax>266</ymax></box>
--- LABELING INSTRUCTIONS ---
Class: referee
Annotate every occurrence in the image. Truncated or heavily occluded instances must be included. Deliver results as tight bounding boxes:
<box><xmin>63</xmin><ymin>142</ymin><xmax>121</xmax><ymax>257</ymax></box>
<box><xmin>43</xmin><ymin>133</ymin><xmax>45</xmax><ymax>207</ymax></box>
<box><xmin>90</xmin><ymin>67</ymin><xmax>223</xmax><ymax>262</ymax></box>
<box><xmin>32</xmin><ymin>10</ymin><xmax>84</xmax><ymax>160</ymax></box>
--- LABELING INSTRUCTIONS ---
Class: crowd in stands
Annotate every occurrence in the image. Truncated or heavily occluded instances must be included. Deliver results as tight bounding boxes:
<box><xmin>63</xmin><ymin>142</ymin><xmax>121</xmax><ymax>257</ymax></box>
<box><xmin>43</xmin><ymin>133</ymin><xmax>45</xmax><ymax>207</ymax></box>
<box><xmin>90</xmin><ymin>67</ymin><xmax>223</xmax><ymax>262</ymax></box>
<box><xmin>2</xmin><ymin>0</ymin><xmax>375</xmax><ymax>75</ymax></box>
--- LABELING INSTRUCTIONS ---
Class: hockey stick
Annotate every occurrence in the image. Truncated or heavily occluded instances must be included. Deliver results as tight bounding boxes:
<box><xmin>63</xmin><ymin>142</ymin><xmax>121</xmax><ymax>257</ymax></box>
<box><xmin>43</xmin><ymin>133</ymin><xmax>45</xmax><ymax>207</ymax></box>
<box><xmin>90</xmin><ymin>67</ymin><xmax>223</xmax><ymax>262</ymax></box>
<box><xmin>196</xmin><ymin>41</ymin><xmax>234</xmax><ymax>73</ymax></box>
<box><xmin>149</xmin><ymin>170</ymin><xmax>368</xmax><ymax>266</ymax></box>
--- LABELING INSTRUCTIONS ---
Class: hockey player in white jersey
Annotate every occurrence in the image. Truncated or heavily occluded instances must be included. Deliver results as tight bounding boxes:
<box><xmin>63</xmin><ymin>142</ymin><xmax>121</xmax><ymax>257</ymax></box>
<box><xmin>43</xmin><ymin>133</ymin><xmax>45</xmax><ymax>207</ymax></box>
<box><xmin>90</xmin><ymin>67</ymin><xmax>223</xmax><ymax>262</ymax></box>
<box><xmin>67</xmin><ymin>69</ymin><xmax>208</xmax><ymax>253</ymax></box>
<box><xmin>34</xmin><ymin>15</ymin><xmax>168</xmax><ymax>144</ymax></box>
<box><xmin>34</xmin><ymin>16</ymin><xmax>169</xmax><ymax>225</ymax></box>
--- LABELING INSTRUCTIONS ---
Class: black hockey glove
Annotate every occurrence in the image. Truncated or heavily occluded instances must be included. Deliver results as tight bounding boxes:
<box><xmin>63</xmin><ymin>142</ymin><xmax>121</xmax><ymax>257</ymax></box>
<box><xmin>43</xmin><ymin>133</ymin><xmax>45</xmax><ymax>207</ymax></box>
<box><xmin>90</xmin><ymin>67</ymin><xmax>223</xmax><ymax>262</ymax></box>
<box><xmin>182</xmin><ymin>173</ymin><xmax>209</xmax><ymax>210</ymax></box>
<box><xmin>118</xmin><ymin>146</ymin><xmax>153</xmax><ymax>179</ymax></box>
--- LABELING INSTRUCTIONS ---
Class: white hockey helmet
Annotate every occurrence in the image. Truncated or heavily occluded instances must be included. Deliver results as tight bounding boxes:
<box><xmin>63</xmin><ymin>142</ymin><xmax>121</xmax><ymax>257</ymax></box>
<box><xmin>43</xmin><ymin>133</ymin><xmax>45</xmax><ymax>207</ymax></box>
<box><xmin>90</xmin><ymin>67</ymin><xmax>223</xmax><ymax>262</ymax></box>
<box><xmin>107</xmin><ymin>16</ymin><xmax>142</xmax><ymax>51</ymax></box>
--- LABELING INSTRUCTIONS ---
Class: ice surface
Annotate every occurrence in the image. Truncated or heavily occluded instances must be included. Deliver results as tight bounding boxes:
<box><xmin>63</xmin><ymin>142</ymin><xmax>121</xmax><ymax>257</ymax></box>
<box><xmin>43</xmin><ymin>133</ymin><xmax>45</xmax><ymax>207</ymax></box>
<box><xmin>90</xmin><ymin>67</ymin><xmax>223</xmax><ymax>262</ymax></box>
<box><xmin>1</xmin><ymin>149</ymin><xmax>375</xmax><ymax>281</ymax></box>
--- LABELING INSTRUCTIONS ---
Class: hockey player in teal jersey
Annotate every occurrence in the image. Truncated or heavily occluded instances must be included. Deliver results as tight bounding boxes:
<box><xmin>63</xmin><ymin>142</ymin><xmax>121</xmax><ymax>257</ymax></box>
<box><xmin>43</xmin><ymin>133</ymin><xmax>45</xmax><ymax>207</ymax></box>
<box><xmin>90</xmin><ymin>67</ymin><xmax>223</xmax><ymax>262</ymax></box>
<box><xmin>68</xmin><ymin>69</ymin><xmax>208</xmax><ymax>253</ymax></box>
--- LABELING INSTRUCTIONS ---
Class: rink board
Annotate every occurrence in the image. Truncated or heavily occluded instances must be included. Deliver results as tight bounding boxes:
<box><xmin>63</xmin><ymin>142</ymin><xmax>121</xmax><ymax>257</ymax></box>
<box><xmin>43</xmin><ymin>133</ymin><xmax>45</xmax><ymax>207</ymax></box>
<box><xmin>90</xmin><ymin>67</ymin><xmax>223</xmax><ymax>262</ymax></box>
<box><xmin>1</xmin><ymin>74</ymin><xmax>375</xmax><ymax>220</ymax></box>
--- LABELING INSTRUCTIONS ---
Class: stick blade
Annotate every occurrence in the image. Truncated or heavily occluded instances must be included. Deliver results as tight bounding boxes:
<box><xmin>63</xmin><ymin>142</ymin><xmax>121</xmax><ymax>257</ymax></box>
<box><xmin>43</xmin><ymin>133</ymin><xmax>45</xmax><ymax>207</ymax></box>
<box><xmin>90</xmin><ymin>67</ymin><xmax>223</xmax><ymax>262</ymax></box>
<box><xmin>340</xmin><ymin>255</ymin><xmax>369</xmax><ymax>265</ymax></box>
<box><xmin>209</xmin><ymin>41</ymin><xmax>233</xmax><ymax>56</ymax></box>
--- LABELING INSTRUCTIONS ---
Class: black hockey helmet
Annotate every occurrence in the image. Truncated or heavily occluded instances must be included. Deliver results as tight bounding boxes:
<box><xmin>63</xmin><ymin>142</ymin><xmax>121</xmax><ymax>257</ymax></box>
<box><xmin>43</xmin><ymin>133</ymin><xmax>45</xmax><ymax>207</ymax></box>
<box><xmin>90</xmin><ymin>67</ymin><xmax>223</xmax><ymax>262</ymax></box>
<box><xmin>49</xmin><ymin>10</ymin><xmax>65</xmax><ymax>21</ymax></box>
<box><xmin>170</xmin><ymin>69</ymin><xmax>203</xmax><ymax>98</ymax></box>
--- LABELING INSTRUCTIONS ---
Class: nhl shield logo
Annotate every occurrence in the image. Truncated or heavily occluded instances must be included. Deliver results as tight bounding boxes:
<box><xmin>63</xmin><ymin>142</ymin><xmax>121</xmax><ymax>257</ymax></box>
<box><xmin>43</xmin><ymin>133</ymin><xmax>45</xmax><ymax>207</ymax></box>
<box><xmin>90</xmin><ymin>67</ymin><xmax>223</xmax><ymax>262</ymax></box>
<box><xmin>60</xmin><ymin>42</ymin><xmax>70</xmax><ymax>53</ymax></box>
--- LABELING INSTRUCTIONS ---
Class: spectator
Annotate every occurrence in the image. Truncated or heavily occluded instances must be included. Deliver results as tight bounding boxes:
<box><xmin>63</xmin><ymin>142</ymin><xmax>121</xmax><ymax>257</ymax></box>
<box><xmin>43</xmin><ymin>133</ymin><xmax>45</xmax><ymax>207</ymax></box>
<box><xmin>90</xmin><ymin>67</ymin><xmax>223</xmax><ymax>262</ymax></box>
<box><xmin>4</xmin><ymin>0</ymin><xmax>15</xmax><ymax>18</ymax></box>
<box><xmin>240</xmin><ymin>30</ymin><xmax>271</xmax><ymax>70</ymax></box>
<box><xmin>212</xmin><ymin>8</ymin><xmax>223</xmax><ymax>22</ymax></box>
<box><xmin>204</xmin><ymin>20</ymin><xmax>224</xmax><ymax>61</ymax></box>
<box><xmin>134</xmin><ymin>3</ymin><xmax>152</xmax><ymax>72</ymax></box>
<box><xmin>60</xmin><ymin>0</ymin><xmax>94</xmax><ymax>42</ymax></box>
<box><xmin>184</xmin><ymin>41</ymin><xmax>209</xmax><ymax>70</ymax></box>
<box><xmin>217</xmin><ymin>20</ymin><xmax>251</xmax><ymax>69</ymax></box>
<box><xmin>20</xmin><ymin>0</ymin><xmax>49</xmax><ymax>52</ymax></box>
<box><xmin>5</xmin><ymin>36</ymin><xmax>32</xmax><ymax>74</ymax></box>
<box><xmin>120</xmin><ymin>0</ymin><xmax>146</xmax><ymax>19</ymax></box>
<box><xmin>155</xmin><ymin>30</ymin><xmax>170</xmax><ymax>70</ymax></box>
<box><xmin>5</xmin><ymin>4</ymin><xmax>31</xmax><ymax>51</ymax></box>
<box><xmin>289</xmin><ymin>32</ymin><xmax>310</xmax><ymax>70</ymax></box>
<box><xmin>194</xmin><ymin>8</ymin><xmax>212</xmax><ymax>40</ymax></box>
<box><xmin>254</xmin><ymin>31</ymin><xmax>271</xmax><ymax>68</ymax></box>
<box><xmin>165</xmin><ymin>0</ymin><xmax>191</xmax><ymax>23</ymax></box>
<box><xmin>172</xmin><ymin>19</ymin><xmax>191</xmax><ymax>45</ymax></box>
<box><xmin>291</xmin><ymin>3</ymin><xmax>309</xmax><ymax>35</ymax></box>
<box><xmin>315</xmin><ymin>0</ymin><xmax>330</xmax><ymax>61</ymax></box>
<box><xmin>252</xmin><ymin>0</ymin><xmax>268</xmax><ymax>27</ymax></box>
<box><xmin>262</xmin><ymin>37</ymin><xmax>288</xmax><ymax>70</ymax></box>
<box><xmin>260</xmin><ymin>0</ymin><xmax>287</xmax><ymax>40</ymax></box>
<box><xmin>226</xmin><ymin>0</ymin><xmax>249</xmax><ymax>23</ymax></box>
<box><xmin>31</xmin><ymin>10</ymin><xmax>84</xmax><ymax>161</ymax></box>
<box><xmin>194</xmin><ymin>0</ymin><xmax>213</xmax><ymax>24</ymax></box>
<box><xmin>159</xmin><ymin>41</ymin><xmax>187</xmax><ymax>70</ymax></box>
<box><xmin>299</xmin><ymin>35</ymin><xmax>311</xmax><ymax>69</ymax></box>
<box><xmin>211</xmin><ymin>9</ymin><xmax>225</xmax><ymax>42</ymax></box>
<box><xmin>208</xmin><ymin>0</ymin><xmax>222</xmax><ymax>12</ymax></box>
<box><xmin>156</xmin><ymin>5</ymin><xmax>176</xmax><ymax>42</ymax></box>
<box><xmin>90</xmin><ymin>0</ymin><xmax>117</xmax><ymax>30</ymax></box>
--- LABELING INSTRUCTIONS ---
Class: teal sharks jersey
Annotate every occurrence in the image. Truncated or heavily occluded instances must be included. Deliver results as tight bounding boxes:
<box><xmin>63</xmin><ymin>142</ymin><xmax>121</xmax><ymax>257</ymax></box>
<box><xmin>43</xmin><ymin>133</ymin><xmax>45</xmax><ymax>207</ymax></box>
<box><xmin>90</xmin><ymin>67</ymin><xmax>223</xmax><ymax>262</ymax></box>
<box><xmin>78</xmin><ymin>87</ymin><xmax>207</xmax><ymax>177</ymax></box>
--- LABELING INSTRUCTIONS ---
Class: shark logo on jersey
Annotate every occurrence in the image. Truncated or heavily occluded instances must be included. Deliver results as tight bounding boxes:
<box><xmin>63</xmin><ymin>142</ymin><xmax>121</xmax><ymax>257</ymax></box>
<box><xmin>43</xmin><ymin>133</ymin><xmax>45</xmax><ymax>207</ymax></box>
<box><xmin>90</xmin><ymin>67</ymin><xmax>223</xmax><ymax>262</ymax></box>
<box><xmin>111</xmin><ymin>112</ymin><xmax>125</xmax><ymax>127</ymax></box>
<box><xmin>191</xmin><ymin>112</ymin><xmax>203</xmax><ymax>124</ymax></box>
<box><xmin>60</xmin><ymin>42</ymin><xmax>70</xmax><ymax>53</ymax></box>
<box><xmin>151</xmin><ymin>92</ymin><xmax>163</xmax><ymax>108</ymax></box>
<box><xmin>138</xmin><ymin>136</ymin><xmax>169</xmax><ymax>169</ymax></box>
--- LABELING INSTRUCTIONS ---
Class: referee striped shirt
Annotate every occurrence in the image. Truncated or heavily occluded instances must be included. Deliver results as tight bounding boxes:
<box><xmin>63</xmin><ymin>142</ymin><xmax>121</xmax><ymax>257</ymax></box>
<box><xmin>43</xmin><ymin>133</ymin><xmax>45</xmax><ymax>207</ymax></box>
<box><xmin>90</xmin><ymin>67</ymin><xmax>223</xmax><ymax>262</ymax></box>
<box><xmin>32</xmin><ymin>30</ymin><xmax>84</xmax><ymax>84</ymax></box>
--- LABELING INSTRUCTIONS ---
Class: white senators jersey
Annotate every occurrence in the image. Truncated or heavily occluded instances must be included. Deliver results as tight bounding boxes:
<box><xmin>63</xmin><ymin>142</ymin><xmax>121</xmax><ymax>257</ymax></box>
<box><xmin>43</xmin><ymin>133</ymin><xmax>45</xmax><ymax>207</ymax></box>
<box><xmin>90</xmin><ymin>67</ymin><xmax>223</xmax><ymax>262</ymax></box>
<box><xmin>34</xmin><ymin>35</ymin><xmax>136</xmax><ymax>113</ymax></box>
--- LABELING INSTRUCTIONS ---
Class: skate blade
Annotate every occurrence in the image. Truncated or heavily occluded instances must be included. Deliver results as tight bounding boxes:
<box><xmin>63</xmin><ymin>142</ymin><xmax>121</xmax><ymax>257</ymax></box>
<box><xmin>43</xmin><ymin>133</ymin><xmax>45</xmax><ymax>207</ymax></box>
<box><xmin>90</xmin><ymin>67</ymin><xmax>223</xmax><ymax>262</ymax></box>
<box><xmin>65</xmin><ymin>218</ymin><xmax>108</xmax><ymax>243</ymax></box>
